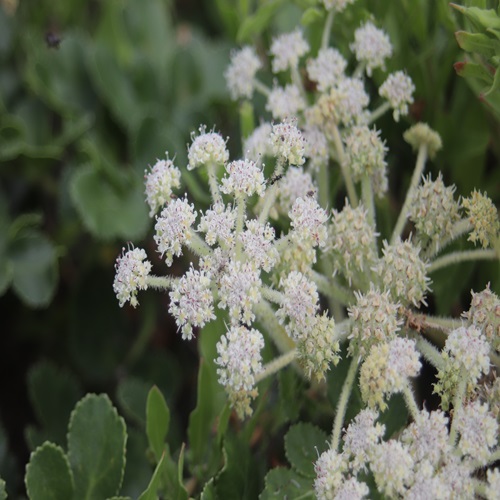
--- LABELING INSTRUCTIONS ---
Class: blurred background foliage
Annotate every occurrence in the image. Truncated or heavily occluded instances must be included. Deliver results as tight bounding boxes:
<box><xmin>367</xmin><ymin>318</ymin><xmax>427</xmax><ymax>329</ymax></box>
<box><xmin>0</xmin><ymin>0</ymin><xmax>499</xmax><ymax>497</ymax></box>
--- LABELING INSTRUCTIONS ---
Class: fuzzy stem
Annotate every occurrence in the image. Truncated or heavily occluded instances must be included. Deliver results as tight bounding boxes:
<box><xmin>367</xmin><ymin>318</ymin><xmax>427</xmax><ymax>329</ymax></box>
<box><xmin>448</xmin><ymin>372</ymin><xmax>468</xmax><ymax>447</ymax></box>
<box><xmin>361</xmin><ymin>176</ymin><xmax>378</xmax><ymax>257</ymax></box>
<box><xmin>402</xmin><ymin>383</ymin><xmax>420</xmax><ymax>420</ymax></box>
<box><xmin>310</xmin><ymin>270</ymin><xmax>353</xmax><ymax>305</ymax></box>
<box><xmin>428</xmin><ymin>249</ymin><xmax>497</xmax><ymax>274</ymax></box>
<box><xmin>261</xmin><ymin>285</ymin><xmax>285</xmax><ymax>305</ymax></box>
<box><xmin>368</xmin><ymin>101</ymin><xmax>391</xmax><ymax>124</ymax></box>
<box><xmin>207</xmin><ymin>162</ymin><xmax>222</xmax><ymax>205</ymax></box>
<box><xmin>352</xmin><ymin>61</ymin><xmax>366</xmax><ymax>79</ymax></box>
<box><xmin>254</xmin><ymin>299</ymin><xmax>296</xmax><ymax>353</ymax></box>
<box><xmin>234</xmin><ymin>196</ymin><xmax>247</xmax><ymax>260</ymax></box>
<box><xmin>415</xmin><ymin>336</ymin><xmax>445</xmax><ymax>370</ymax></box>
<box><xmin>255</xmin><ymin>349</ymin><xmax>298</xmax><ymax>383</ymax></box>
<box><xmin>188</xmin><ymin>229</ymin><xmax>212</xmax><ymax>257</ymax></box>
<box><xmin>391</xmin><ymin>144</ymin><xmax>428</xmax><ymax>244</ymax></box>
<box><xmin>317</xmin><ymin>158</ymin><xmax>330</xmax><ymax>210</ymax></box>
<box><xmin>291</xmin><ymin>65</ymin><xmax>306</xmax><ymax>98</ymax></box>
<box><xmin>273</xmin><ymin>234</ymin><xmax>291</xmax><ymax>254</ymax></box>
<box><xmin>332</xmin><ymin>124</ymin><xmax>358</xmax><ymax>207</ymax></box>
<box><xmin>423</xmin><ymin>219</ymin><xmax>473</xmax><ymax>260</ymax></box>
<box><xmin>331</xmin><ymin>355</ymin><xmax>359</xmax><ymax>450</ymax></box>
<box><xmin>253</xmin><ymin>78</ymin><xmax>271</xmax><ymax>97</ymax></box>
<box><xmin>146</xmin><ymin>275</ymin><xmax>175</xmax><ymax>290</ymax></box>
<box><xmin>321</xmin><ymin>9</ymin><xmax>335</xmax><ymax>50</ymax></box>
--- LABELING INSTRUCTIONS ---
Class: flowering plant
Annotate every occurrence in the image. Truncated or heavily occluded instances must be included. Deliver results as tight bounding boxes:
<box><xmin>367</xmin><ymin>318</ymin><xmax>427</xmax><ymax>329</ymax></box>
<box><xmin>110</xmin><ymin>1</ymin><xmax>500</xmax><ymax>497</ymax></box>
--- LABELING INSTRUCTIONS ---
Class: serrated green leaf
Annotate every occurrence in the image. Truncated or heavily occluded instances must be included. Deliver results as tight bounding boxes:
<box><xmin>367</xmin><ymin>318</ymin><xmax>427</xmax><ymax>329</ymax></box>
<box><xmin>8</xmin><ymin>231</ymin><xmax>58</xmax><ymax>307</ymax></box>
<box><xmin>455</xmin><ymin>30</ymin><xmax>497</xmax><ymax>57</ymax></box>
<box><xmin>301</xmin><ymin>7</ymin><xmax>323</xmax><ymax>26</ymax></box>
<box><xmin>25</xmin><ymin>443</ymin><xmax>74</xmax><ymax>500</ymax></box>
<box><xmin>27</xmin><ymin>360</ymin><xmax>83</xmax><ymax>447</ymax></box>
<box><xmin>237</xmin><ymin>0</ymin><xmax>285</xmax><ymax>43</ymax></box>
<box><xmin>70</xmin><ymin>164</ymin><xmax>149</xmax><ymax>241</ymax></box>
<box><xmin>200</xmin><ymin>478</ymin><xmax>216</xmax><ymax>500</ymax></box>
<box><xmin>260</xmin><ymin>467</ymin><xmax>315</xmax><ymax>500</ymax></box>
<box><xmin>284</xmin><ymin>423</ymin><xmax>329</xmax><ymax>479</ymax></box>
<box><xmin>451</xmin><ymin>4</ymin><xmax>500</xmax><ymax>32</ymax></box>
<box><xmin>117</xmin><ymin>377</ymin><xmax>150</xmax><ymax>428</ymax></box>
<box><xmin>67</xmin><ymin>394</ymin><xmax>127</xmax><ymax>500</ymax></box>
<box><xmin>146</xmin><ymin>386</ymin><xmax>170</xmax><ymax>462</ymax></box>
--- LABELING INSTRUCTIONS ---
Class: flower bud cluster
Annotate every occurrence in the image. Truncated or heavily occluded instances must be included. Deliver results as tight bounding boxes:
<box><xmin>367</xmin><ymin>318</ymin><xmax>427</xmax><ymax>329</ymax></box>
<box><xmin>225</xmin><ymin>46</ymin><xmax>261</xmax><ymax>100</ymax></box>
<box><xmin>463</xmin><ymin>285</ymin><xmax>500</xmax><ymax>352</ymax></box>
<box><xmin>379</xmin><ymin>71</ymin><xmax>415</xmax><ymax>122</ymax></box>
<box><xmin>409</xmin><ymin>173</ymin><xmax>461</xmax><ymax>249</ymax></box>
<box><xmin>144</xmin><ymin>157</ymin><xmax>181</xmax><ymax>216</ymax></box>
<box><xmin>462</xmin><ymin>189</ymin><xmax>500</xmax><ymax>248</ymax></box>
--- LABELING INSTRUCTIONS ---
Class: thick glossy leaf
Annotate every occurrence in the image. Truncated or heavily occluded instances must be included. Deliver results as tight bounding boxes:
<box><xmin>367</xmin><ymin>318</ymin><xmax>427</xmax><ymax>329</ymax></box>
<box><xmin>284</xmin><ymin>423</ymin><xmax>329</xmax><ymax>479</ymax></box>
<box><xmin>260</xmin><ymin>467</ymin><xmax>314</xmax><ymax>500</ymax></box>
<box><xmin>451</xmin><ymin>4</ymin><xmax>500</xmax><ymax>32</ymax></box>
<box><xmin>120</xmin><ymin>428</ymin><xmax>151</xmax><ymax>498</ymax></box>
<box><xmin>146</xmin><ymin>386</ymin><xmax>170</xmax><ymax>462</ymax></box>
<box><xmin>25</xmin><ymin>443</ymin><xmax>74</xmax><ymax>500</ymax></box>
<box><xmin>117</xmin><ymin>377</ymin><xmax>150</xmax><ymax>427</ymax></box>
<box><xmin>8</xmin><ymin>231</ymin><xmax>58</xmax><ymax>307</ymax></box>
<box><xmin>67</xmin><ymin>394</ymin><xmax>127</xmax><ymax>500</ymax></box>
<box><xmin>70</xmin><ymin>164</ymin><xmax>149</xmax><ymax>241</ymax></box>
<box><xmin>455</xmin><ymin>30</ymin><xmax>497</xmax><ymax>57</ymax></box>
<box><xmin>27</xmin><ymin>360</ymin><xmax>83</xmax><ymax>447</ymax></box>
<box><xmin>454</xmin><ymin>60</ymin><xmax>493</xmax><ymax>84</ymax></box>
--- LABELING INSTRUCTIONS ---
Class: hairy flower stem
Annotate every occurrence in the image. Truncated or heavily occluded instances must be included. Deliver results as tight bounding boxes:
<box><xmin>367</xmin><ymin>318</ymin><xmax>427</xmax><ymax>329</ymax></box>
<box><xmin>310</xmin><ymin>270</ymin><xmax>353</xmax><ymax>305</ymax></box>
<box><xmin>291</xmin><ymin>65</ymin><xmax>306</xmax><ymax>98</ymax></box>
<box><xmin>332</xmin><ymin>124</ymin><xmax>358</xmax><ymax>207</ymax></box>
<box><xmin>234</xmin><ymin>196</ymin><xmax>247</xmax><ymax>259</ymax></box>
<box><xmin>391</xmin><ymin>144</ymin><xmax>428</xmax><ymax>244</ymax></box>
<box><xmin>402</xmin><ymin>383</ymin><xmax>419</xmax><ymax>420</ymax></box>
<box><xmin>146</xmin><ymin>275</ymin><xmax>175</xmax><ymax>290</ymax></box>
<box><xmin>258</xmin><ymin>160</ymin><xmax>285</xmax><ymax>224</ymax></box>
<box><xmin>254</xmin><ymin>299</ymin><xmax>295</xmax><ymax>353</ymax></box>
<box><xmin>415</xmin><ymin>336</ymin><xmax>445</xmax><ymax>369</ymax></box>
<box><xmin>188</xmin><ymin>229</ymin><xmax>212</xmax><ymax>257</ymax></box>
<box><xmin>428</xmin><ymin>249</ymin><xmax>497</xmax><ymax>274</ymax></box>
<box><xmin>361</xmin><ymin>176</ymin><xmax>376</xmax><ymax>249</ymax></box>
<box><xmin>207</xmin><ymin>162</ymin><xmax>222</xmax><ymax>205</ymax></box>
<box><xmin>331</xmin><ymin>355</ymin><xmax>359</xmax><ymax>450</ymax></box>
<box><xmin>368</xmin><ymin>101</ymin><xmax>391</xmax><ymax>124</ymax></box>
<box><xmin>255</xmin><ymin>349</ymin><xmax>297</xmax><ymax>383</ymax></box>
<box><xmin>423</xmin><ymin>219</ymin><xmax>473</xmax><ymax>260</ymax></box>
<box><xmin>352</xmin><ymin>61</ymin><xmax>366</xmax><ymax>79</ymax></box>
<box><xmin>318</xmin><ymin>159</ymin><xmax>330</xmax><ymax>210</ymax></box>
<box><xmin>448</xmin><ymin>371</ymin><xmax>468</xmax><ymax>447</ymax></box>
<box><xmin>321</xmin><ymin>9</ymin><xmax>335</xmax><ymax>50</ymax></box>
<box><xmin>253</xmin><ymin>78</ymin><xmax>271</xmax><ymax>97</ymax></box>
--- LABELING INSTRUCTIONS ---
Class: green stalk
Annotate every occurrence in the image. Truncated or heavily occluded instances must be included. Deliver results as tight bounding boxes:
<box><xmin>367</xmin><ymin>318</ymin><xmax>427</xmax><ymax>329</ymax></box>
<box><xmin>368</xmin><ymin>101</ymin><xmax>391</xmax><ymax>124</ymax></box>
<box><xmin>254</xmin><ymin>299</ymin><xmax>296</xmax><ymax>353</ymax></box>
<box><xmin>207</xmin><ymin>162</ymin><xmax>222</xmax><ymax>205</ymax></box>
<box><xmin>331</xmin><ymin>355</ymin><xmax>359</xmax><ymax>450</ymax></box>
<box><xmin>428</xmin><ymin>249</ymin><xmax>497</xmax><ymax>274</ymax></box>
<box><xmin>402</xmin><ymin>383</ymin><xmax>419</xmax><ymax>420</ymax></box>
<box><xmin>332</xmin><ymin>124</ymin><xmax>358</xmax><ymax>207</ymax></box>
<box><xmin>321</xmin><ymin>9</ymin><xmax>335</xmax><ymax>50</ymax></box>
<box><xmin>391</xmin><ymin>144</ymin><xmax>428</xmax><ymax>244</ymax></box>
<box><xmin>255</xmin><ymin>349</ymin><xmax>297</xmax><ymax>383</ymax></box>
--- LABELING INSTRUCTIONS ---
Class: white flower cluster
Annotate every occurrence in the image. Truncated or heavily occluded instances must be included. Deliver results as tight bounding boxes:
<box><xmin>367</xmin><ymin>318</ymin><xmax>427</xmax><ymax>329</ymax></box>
<box><xmin>225</xmin><ymin>46</ymin><xmax>262</xmax><ymax>100</ymax></box>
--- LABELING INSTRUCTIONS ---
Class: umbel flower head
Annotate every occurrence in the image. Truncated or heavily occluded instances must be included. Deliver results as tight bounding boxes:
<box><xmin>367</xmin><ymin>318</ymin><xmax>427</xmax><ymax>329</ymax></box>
<box><xmin>462</xmin><ymin>189</ymin><xmax>500</xmax><ymax>248</ymax></box>
<box><xmin>187</xmin><ymin>125</ymin><xmax>229</xmax><ymax>170</ymax></box>
<box><xmin>269</xmin><ymin>29</ymin><xmax>309</xmax><ymax>73</ymax></box>
<box><xmin>379</xmin><ymin>71</ymin><xmax>415</xmax><ymax>122</ymax></box>
<box><xmin>144</xmin><ymin>157</ymin><xmax>181</xmax><ymax>217</ymax></box>
<box><xmin>225</xmin><ymin>46</ymin><xmax>262</xmax><ymax>100</ymax></box>
<box><xmin>113</xmin><ymin>247</ymin><xmax>151</xmax><ymax>308</ymax></box>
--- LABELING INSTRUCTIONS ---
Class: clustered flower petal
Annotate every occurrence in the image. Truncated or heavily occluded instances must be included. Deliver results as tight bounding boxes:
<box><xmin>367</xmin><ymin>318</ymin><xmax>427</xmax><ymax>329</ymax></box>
<box><xmin>455</xmin><ymin>401</ymin><xmax>498</xmax><ymax>462</ymax></box>
<box><xmin>270</xmin><ymin>119</ymin><xmax>306</xmax><ymax>166</ymax></box>
<box><xmin>154</xmin><ymin>196</ymin><xmax>197</xmax><ymax>266</ymax></box>
<box><xmin>215</xmin><ymin>324</ymin><xmax>264</xmax><ymax>418</ymax></box>
<box><xmin>277</xmin><ymin>271</ymin><xmax>319</xmax><ymax>337</ymax></box>
<box><xmin>464</xmin><ymin>285</ymin><xmax>500</xmax><ymax>352</ymax></box>
<box><xmin>351</xmin><ymin>22</ymin><xmax>393</xmax><ymax>76</ymax></box>
<box><xmin>360</xmin><ymin>337</ymin><xmax>421</xmax><ymax>410</ymax></box>
<box><xmin>168</xmin><ymin>267</ymin><xmax>215</xmax><ymax>340</ymax></box>
<box><xmin>348</xmin><ymin>287</ymin><xmax>402</xmax><ymax>357</ymax></box>
<box><xmin>306</xmin><ymin>47</ymin><xmax>347</xmax><ymax>92</ymax></box>
<box><xmin>328</xmin><ymin>202</ymin><xmax>378</xmax><ymax>285</ymax></box>
<box><xmin>220</xmin><ymin>159</ymin><xmax>266</xmax><ymax>198</ymax></box>
<box><xmin>266</xmin><ymin>84</ymin><xmax>306</xmax><ymax>120</ymax></box>
<box><xmin>321</xmin><ymin>0</ymin><xmax>357</xmax><ymax>13</ymax></box>
<box><xmin>270</xmin><ymin>29</ymin><xmax>309</xmax><ymax>73</ymax></box>
<box><xmin>314</xmin><ymin>449</ymin><xmax>349</xmax><ymax>499</ymax></box>
<box><xmin>188</xmin><ymin>126</ymin><xmax>229</xmax><ymax>170</ymax></box>
<box><xmin>375</xmin><ymin>238</ymin><xmax>430</xmax><ymax>307</ymax></box>
<box><xmin>409</xmin><ymin>173</ymin><xmax>461</xmax><ymax>249</ymax></box>
<box><xmin>289</xmin><ymin>196</ymin><xmax>328</xmax><ymax>248</ymax></box>
<box><xmin>144</xmin><ymin>157</ymin><xmax>181</xmax><ymax>216</ymax></box>
<box><xmin>343</xmin><ymin>126</ymin><xmax>388</xmax><ymax>196</ymax></box>
<box><xmin>197</xmin><ymin>201</ymin><xmax>236</xmax><ymax>247</ymax></box>
<box><xmin>403</xmin><ymin>123</ymin><xmax>442</xmax><ymax>159</ymax></box>
<box><xmin>225</xmin><ymin>46</ymin><xmax>262</xmax><ymax>100</ymax></box>
<box><xmin>218</xmin><ymin>260</ymin><xmax>261</xmax><ymax>325</ymax></box>
<box><xmin>379</xmin><ymin>71</ymin><xmax>415</xmax><ymax>122</ymax></box>
<box><xmin>113</xmin><ymin>247</ymin><xmax>152</xmax><ymax>308</ymax></box>
<box><xmin>239</xmin><ymin>219</ymin><xmax>279</xmax><ymax>272</ymax></box>
<box><xmin>243</xmin><ymin>122</ymin><xmax>273</xmax><ymax>163</ymax></box>
<box><xmin>462</xmin><ymin>189</ymin><xmax>500</xmax><ymax>249</ymax></box>
<box><xmin>276</xmin><ymin>166</ymin><xmax>317</xmax><ymax>215</ymax></box>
